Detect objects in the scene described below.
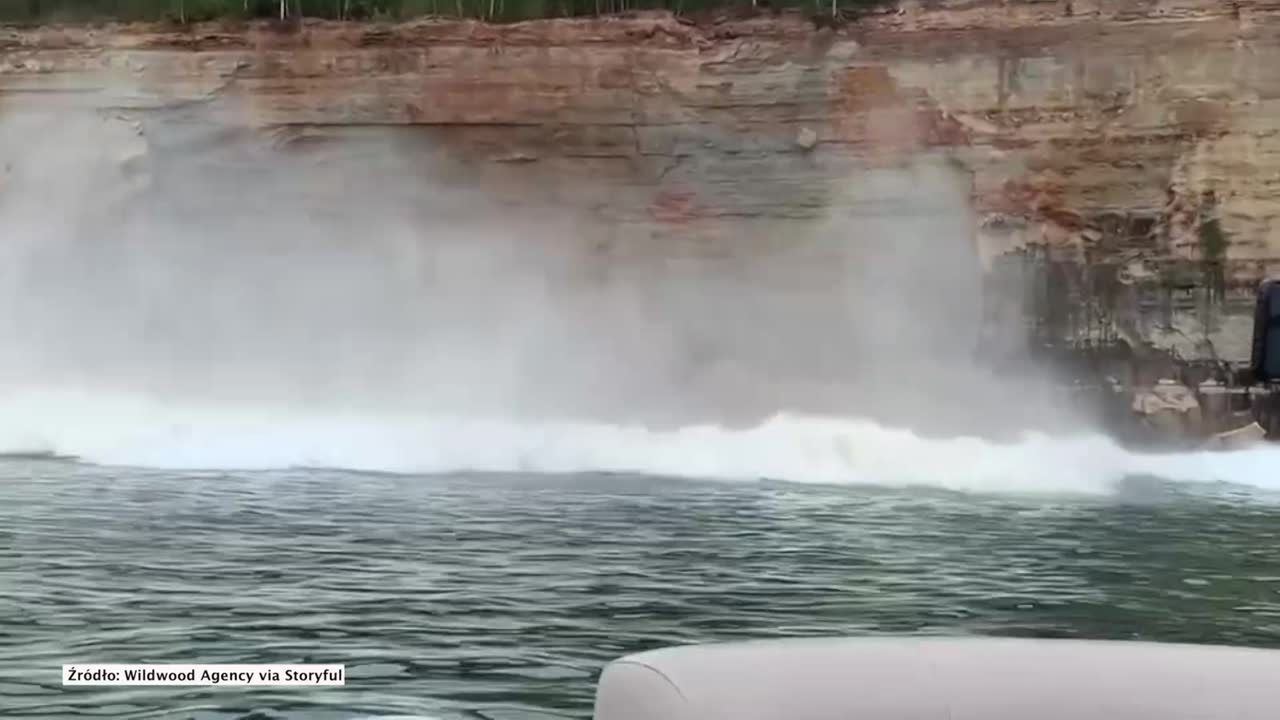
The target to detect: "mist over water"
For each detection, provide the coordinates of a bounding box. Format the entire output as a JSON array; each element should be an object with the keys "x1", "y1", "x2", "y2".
[{"x1": 2, "y1": 101, "x2": 1278, "y2": 492}]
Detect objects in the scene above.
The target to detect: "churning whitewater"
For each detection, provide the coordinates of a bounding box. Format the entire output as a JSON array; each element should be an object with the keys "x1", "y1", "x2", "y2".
[{"x1": 1, "y1": 387, "x2": 1276, "y2": 494}]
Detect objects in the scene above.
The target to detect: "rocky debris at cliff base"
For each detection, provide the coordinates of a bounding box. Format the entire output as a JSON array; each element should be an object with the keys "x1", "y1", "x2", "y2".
[
  {"x1": 1204, "y1": 421, "x2": 1268, "y2": 451},
  {"x1": 1131, "y1": 379, "x2": 1205, "y2": 442}
]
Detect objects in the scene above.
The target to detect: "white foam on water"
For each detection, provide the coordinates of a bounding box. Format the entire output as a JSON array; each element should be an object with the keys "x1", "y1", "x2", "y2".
[{"x1": 1, "y1": 387, "x2": 1277, "y2": 495}]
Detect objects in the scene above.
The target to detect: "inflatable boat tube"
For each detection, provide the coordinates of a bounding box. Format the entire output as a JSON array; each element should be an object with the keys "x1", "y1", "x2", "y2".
[{"x1": 593, "y1": 636, "x2": 1280, "y2": 720}]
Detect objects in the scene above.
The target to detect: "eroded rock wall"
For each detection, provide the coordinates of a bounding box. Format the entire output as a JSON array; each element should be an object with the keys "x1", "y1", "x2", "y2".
[{"x1": 3, "y1": 0, "x2": 1278, "y2": 364}]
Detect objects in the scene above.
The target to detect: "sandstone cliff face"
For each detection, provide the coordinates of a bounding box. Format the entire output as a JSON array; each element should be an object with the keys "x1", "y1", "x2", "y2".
[{"x1": 2, "y1": 1, "x2": 1278, "y2": 365}]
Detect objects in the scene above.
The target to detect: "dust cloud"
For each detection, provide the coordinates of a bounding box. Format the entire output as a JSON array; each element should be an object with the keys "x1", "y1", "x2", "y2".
[{"x1": 0, "y1": 95, "x2": 1086, "y2": 476}]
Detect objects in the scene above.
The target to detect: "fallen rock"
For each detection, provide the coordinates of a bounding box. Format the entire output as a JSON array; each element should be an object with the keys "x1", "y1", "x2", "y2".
[{"x1": 794, "y1": 127, "x2": 818, "y2": 151}]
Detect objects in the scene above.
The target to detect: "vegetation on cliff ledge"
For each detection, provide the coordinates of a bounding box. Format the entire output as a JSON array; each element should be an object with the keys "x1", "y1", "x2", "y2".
[{"x1": 2, "y1": 0, "x2": 889, "y2": 24}]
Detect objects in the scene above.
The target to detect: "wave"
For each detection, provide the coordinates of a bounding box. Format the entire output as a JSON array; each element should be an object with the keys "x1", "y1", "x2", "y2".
[{"x1": 0, "y1": 387, "x2": 1277, "y2": 494}]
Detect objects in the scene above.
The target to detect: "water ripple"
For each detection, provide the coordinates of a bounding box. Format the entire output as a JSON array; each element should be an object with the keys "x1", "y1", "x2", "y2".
[{"x1": 4, "y1": 461, "x2": 1280, "y2": 718}]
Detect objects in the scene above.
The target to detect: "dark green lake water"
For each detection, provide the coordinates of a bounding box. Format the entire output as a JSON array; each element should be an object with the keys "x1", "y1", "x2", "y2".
[{"x1": 4, "y1": 460, "x2": 1280, "y2": 719}]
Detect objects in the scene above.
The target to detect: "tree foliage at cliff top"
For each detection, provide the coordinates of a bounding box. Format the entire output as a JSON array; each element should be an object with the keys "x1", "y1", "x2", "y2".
[{"x1": 2, "y1": 0, "x2": 890, "y2": 23}]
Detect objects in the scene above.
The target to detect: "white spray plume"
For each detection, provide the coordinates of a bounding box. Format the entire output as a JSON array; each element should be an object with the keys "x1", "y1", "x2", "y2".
[{"x1": 1, "y1": 85, "x2": 1275, "y2": 492}]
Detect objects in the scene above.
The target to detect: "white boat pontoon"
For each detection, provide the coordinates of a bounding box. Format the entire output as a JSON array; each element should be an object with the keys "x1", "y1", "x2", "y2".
[{"x1": 593, "y1": 636, "x2": 1280, "y2": 720}]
